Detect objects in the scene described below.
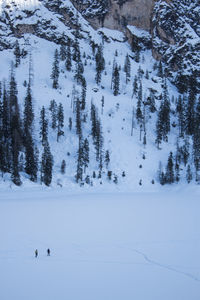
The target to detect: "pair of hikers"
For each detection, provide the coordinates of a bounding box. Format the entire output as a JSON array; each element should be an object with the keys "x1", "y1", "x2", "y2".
[{"x1": 35, "y1": 248, "x2": 50, "y2": 257}]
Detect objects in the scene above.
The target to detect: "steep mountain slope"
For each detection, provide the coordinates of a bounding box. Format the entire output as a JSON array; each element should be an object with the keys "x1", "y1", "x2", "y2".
[{"x1": 0, "y1": 0, "x2": 199, "y2": 189}]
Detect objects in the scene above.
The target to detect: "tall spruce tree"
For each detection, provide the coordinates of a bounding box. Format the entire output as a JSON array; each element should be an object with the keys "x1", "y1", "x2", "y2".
[
  {"x1": 185, "y1": 78, "x2": 196, "y2": 136},
  {"x1": 83, "y1": 138, "x2": 89, "y2": 173},
  {"x1": 81, "y1": 77, "x2": 87, "y2": 110},
  {"x1": 193, "y1": 97, "x2": 200, "y2": 174},
  {"x1": 60, "y1": 43, "x2": 67, "y2": 61},
  {"x1": 57, "y1": 103, "x2": 64, "y2": 142},
  {"x1": 14, "y1": 40, "x2": 20, "y2": 68},
  {"x1": 40, "y1": 106, "x2": 48, "y2": 146},
  {"x1": 41, "y1": 141, "x2": 53, "y2": 186},
  {"x1": 113, "y1": 64, "x2": 120, "y2": 96},
  {"x1": 124, "y1": 53, "x2": 131, "y2": 84},
  {"x1": 95, "y1": 44, "x2": 105, "y2": 85},
  {"x1": 23, "y1": 84, "x2": 37, "y2": 181},
  {"x1": 136, "y1": 81, "x2": 143, "y2": 123},
  {"x1": 75, "y1": 97, "x2": 82, "y2": 136},
  {"x1": 176, "y1": 95, "x2": 185, "y2": 137},
  {"x1": 49, "y1": 99, "x2": 57, "y2": 130},
  {"x1": 165, "y1": 152, "x2": 174, "y2": 184},
  {"x1": 51, "y1": 49, "x2": 60, "y2": 89},
  {"x1": 2, "y1": 83, "x2": 11, "y2": 173},
  {"x1": 66, "y1": 38, "x2": 72, "y2": 71},
  {"x1": 76, "y1": 136, "x2": 83, "y2": 183},
  {"x1": 9, "y1": 66, "x2": 22, "y2": 185}
]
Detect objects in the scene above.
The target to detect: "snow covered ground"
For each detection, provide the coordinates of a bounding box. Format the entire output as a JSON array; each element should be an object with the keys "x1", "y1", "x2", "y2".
[{"x1": 0, "y1": 188, "x2": 200, "y2": 300}]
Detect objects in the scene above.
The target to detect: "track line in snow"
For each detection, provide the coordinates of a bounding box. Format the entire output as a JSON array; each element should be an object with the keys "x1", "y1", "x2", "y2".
[{"x1": 129, "y1": 248, "x2": 200, "y2": 282}]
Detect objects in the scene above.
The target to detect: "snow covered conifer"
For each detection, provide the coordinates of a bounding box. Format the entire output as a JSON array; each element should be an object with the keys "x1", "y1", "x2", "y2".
[
  {"x1": 105, "y1": 150, "x2": 110, "y2": 168},
  {"x1": 165, "y1": 152, "x2": 174, "y2": 184},
  {"x1": 113, "y1": 64, "x2": 120, "y2": 96},
  {"x1": 14, "y1": 40, "x2": 20, "y2": 68},
  {"x1": 83, "y1": 138, "x2": 89, "y2": 173},
  {"x1": 51, "y1": 49, "x2": 60, "y2": 89},
  {"x1": 41, "y1": 141, "x2": 53, "y2": 186},
  {"x1": 61, "y1": 159, "x2": 66, "y2": 174},
  {"x1": 95, "y1": 44, "x2": 105, "y2": 85},
  {"x1": 66, "y1": 38, "x2": 72, "y2": 71},
  {"x1": 9, "y1": 65, "x2": 22, "y2": 185},
  {"x1": 57, "y1": 103, "x2": 64, "y2": 142},
  {"x1": 81, "y1": 76, "x2": 87, "y2": 110},
  {"x1": 185, "y1": 78, "x2": 196, "y2": 136},
  {"x1": 136, "y1": 81, "x2": 143, "y2": 123},
  {"x1": 49, "y1": 100, "x2": 57, "y2": 130},
  {"x1": 75, "y1": 98, "x2": 82, "y2": 136},
  {"x1": 60, "y1": 43, "x2": 67, "y2": 61},
  {"x1": 40, "y1": 106, "x2": 48, "y2": 146},
  {"x1": 124, "y1": 53, "x2": 131, "y2": 84},
  {"x1": 186, "y1": 164, "x2": 192, "y2": 183},
  {"x1": 23, "y1": 84, "x2": 37, "y2": 182}
]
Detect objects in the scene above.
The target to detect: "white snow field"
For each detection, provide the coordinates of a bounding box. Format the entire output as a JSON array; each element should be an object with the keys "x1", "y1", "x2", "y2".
[{"x1": 0, "y1": 188, "x2": 200, "y2": 300}]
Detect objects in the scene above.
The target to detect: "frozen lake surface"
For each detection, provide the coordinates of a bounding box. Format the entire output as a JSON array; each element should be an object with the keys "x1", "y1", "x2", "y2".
[{"x1": 0, "y1": 188, "x2": 200, "y2": 300}]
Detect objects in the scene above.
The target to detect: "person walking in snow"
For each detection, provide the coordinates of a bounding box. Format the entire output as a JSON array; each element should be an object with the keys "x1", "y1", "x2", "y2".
[
  {"x1": 47, "y1": 248, "x2": 50, "y2": 256},
  {"x1": 35, "y1": 249, "x2": 38, "y2": 258}
]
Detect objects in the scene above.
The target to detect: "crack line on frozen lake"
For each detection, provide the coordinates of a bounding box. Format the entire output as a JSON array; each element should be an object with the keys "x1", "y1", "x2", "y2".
[{"x1": 130, "y1": 248, "x2": 200, "y2": 282}]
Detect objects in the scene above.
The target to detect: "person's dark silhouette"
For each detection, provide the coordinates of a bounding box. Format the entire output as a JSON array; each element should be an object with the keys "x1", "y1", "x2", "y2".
[
  {"x1": 35, "y1": 249, "x2": 38, "y2": 258},
  {"x1": 47, "y1": 248, "x2": 50, "y2": 256}
]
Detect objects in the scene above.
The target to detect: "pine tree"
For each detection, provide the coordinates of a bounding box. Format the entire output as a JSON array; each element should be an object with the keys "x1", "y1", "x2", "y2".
[
  {"x1": 124, "y1": 54, "x2": 131, "y2": 84},
  {"x1": 9, "y1": 65, "x2": 22, "y2": 185},
  {"x1": 2, "y1": 83, "x2": 11, "y2": 172},
  {"x1": 95, "y1": 44, "x2": 105, "y2": 85},
  {"x1": 176, "y1": 95, "x2": 185, "y2": 137},
  {"x1": 186, "y1": 164, "x2": 192, "y2": 183},
  {"x1": 157, "y1": 61, "x2": 163, "y2": 78},
  {"x1": 185, "y1": 78, "x2": 196, "y2": 136},
  {"x1": 158, "y1": 161, "x2": 165, "y2": 185},
  {"x1": 95, "y1": 119, "x2": 103, "y2": 161},
  {"x1": 76, "y1": 136, "x2": 83, "y2": 183},
  {"x1": 66, "y1": 38, "x2": 72, "y2": 71},
  {"x1": 60, "y1": 44, "x2": 67, "y2": 61},
  {"x1": 193, "y1": 97, "x2": 200, "y2": 173},
  {"x1": 136, "y1": 81, "x2": 143, "y2": 123},
  {"x1": 49, "y1": 99, "x2": 57, "y2": 130},
  {"x1": 162, "y1": 79, "x2": 170, "y2": 140},
  {"x1": 83, "y1": 138, "x2": 89, "y2": 173},
  {"x1": 51, "y1": 49, "x2": 60, "y2": 89},
  {"x1": 23, "y1": 84, "x2": 37, "y2": 181},
  {"x1": 113, "y1": 64, "x2": 120, "y2": 96},
  {"x1": 41, "y1": 141, "x2": 53, "y2": 186},
  {"x1": 148, "y1": 90, "x2": 156, "y2": 113},
  {"x1": 0, "y1": 87, "x2": 4, "y2": 172},
  {"x1": 81, "y1": 77, "x2": 87, "y2": 110},
  {"x1": 40, "y1": 106, "x2": 48, "y2": 146},
  {"x1": 14, "y1": 40, "x2": 20, "y2": 68},
  {"x1": 69, "y1": 117, "x2": 72, "y2": 131},
  {"x1": 75, "y1": 98, "x2": 82, "y2": 136},
  {"x1": 132, "y1": 75, "x2": 138, "y2": 98},
  {"x1": 91, "y1": 102, "x2": 97, "y2": 140},
  {"x1": 61, "y1": 159, "x2": 66, "y2": 174},
  {"x1": 155, "y1": 79, "x2": 170, "y2": 146},
  {"x1": 57, "y1": 103, "x2": 64, "y2": 142},
  {"x1": 165, "y1": 152, "x2": 174, "y2": 184},
  {"x1": 105, "y1": 150, "x2": 110, "y2": 168},
  {"x1": 155, "y1": 109, "x2": 163, "y2": 149}
]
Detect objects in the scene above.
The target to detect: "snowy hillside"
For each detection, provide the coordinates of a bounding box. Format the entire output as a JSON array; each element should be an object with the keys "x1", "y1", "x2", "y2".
[{"x1": 0, "y1": 0, "x2": 199, "y2": 190}]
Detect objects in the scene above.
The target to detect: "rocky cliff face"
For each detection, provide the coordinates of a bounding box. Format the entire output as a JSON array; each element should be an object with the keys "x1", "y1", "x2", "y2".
[
  {"x1": 151, "y1": 0, "x2": 200, "y2": 92},
  {"x1": 71, "y1": 0, "x2": 199, "y2": 91},
  {"x1": 71, "y1": 0, "x2": 154, "y2": 31},
  {"x1": 0, "y1": 0, "x2": 199, "y2": 92}
]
